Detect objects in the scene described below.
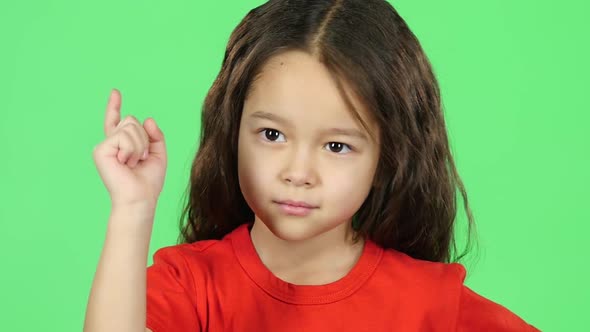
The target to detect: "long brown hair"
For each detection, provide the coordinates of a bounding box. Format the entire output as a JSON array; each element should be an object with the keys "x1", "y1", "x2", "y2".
[{"x1": 177, "y1": 0, "x2": 477, "y2": 264}]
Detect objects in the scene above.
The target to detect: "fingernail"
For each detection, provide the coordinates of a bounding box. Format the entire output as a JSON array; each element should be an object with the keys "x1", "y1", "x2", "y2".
[{"x1": 142, "y1": 149, "x2": 148, "y2": 159}]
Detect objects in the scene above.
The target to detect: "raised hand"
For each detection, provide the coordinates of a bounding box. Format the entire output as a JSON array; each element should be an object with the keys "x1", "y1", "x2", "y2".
[{"x1": 92, "y1": 89, "x2": 168, "y2": 209}]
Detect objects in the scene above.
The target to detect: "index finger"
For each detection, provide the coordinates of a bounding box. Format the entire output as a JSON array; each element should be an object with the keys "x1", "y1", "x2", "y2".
[{"x1": 104, "y1": 88, "x2": 122, "y2": 137}]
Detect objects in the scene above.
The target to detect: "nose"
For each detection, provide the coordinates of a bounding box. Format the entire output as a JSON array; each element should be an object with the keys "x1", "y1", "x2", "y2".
[{"x1": 280, "y1": 147, "x2": 318, "y2": 188}]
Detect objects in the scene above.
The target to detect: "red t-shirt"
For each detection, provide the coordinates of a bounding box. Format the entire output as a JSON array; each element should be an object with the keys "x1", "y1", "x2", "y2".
[{"x1": 146, "y1": 223, "x2": 539, "y2": 331}]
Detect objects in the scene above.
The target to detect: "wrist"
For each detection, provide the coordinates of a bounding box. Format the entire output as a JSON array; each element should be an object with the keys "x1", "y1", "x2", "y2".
[
  {"x1": 109, "y1": 202, "x2": 157, "y2": 230},
  {"x1": 107, "y1": 206, "x2": 156, "y2": 242},
  {"x1": 111, "y1": 200, "x2": 157, "y2": 215}
]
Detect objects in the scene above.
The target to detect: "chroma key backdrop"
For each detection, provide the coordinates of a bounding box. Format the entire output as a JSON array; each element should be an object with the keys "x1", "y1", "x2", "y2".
[{"x1": 1, "y1": 1, "x2": 588, "y2": 331}]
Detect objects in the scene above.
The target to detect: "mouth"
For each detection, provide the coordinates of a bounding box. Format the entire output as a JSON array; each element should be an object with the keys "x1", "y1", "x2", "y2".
[
  {"x1": 273, "y1": 200, "x2": 318, "y2": 216},
  {"x1": 275, "y1": 199, "x2": 318, "y2": 208}
]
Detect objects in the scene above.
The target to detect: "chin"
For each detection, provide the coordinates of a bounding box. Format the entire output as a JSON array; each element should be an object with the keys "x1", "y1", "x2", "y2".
[
  {"x1": 260, "y1": 214, "x2": 346, "y2": 243},
  {"x1": 266, "y1": 220, "x2": 314, "y2": 242}
]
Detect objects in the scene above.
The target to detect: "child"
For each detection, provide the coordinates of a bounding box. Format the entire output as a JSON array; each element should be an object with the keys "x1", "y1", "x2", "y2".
[{"x1": 85, "y1": 0, "x2": 540, "y2": 331}]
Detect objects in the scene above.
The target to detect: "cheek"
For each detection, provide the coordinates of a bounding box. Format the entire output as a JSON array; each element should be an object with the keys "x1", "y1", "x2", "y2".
[
  {"x1": 323, "y1": 161, "x2": 375, "y2": 214},
  {"x1": 238, "y1": 137, "x2": 272, "y2": 205}
]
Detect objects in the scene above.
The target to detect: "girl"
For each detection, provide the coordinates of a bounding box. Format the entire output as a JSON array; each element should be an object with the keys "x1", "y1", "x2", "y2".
[{"x1": 85, "y1": 0, "x2": 540, "y2": 331}]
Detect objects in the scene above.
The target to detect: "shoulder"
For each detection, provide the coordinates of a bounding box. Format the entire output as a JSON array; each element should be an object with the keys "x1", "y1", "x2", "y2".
[
  {"x1": 378, "y1": 249, "x2": 466, "y2": 320},
  {"x1": 379, "y1": 248, "x2": 467, "y2": 288},
  {"x1": 146, "y1": 237, "x2": 234, "y2": 332},
  {"x1": 378, "y1": 250, "x2": 539, "y2": 330},
  {"x1": 146, "y1": 234, "x2": 238, "y2": 310},
  {"x1": 457, "y1": 286, "x2": 540, "y2": 331},
  {"x1": 148, "y1": 224, "x2": 252, "y2": 294},
  {"x1": 150, "y1": 236, "x2": 235, "y2": 274}
]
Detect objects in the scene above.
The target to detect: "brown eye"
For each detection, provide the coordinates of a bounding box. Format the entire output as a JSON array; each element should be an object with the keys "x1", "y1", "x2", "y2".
[
  {"x1": 260, "y1": 128, "x2": 286, "y2": 142},
  {"x1": 265, "y1": 129, "x2": 279, "y2": 140},
  {"x1": 325, "y1": 142, "x2": 352, "y2": 154}
]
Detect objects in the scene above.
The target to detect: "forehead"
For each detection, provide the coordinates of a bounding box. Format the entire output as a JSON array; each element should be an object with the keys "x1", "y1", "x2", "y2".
[{"x1": 244, "y1": 50, "x2": 377, "y2": 136}]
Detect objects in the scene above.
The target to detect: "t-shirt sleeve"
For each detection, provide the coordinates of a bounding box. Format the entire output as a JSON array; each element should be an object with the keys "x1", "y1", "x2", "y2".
[
  {"x1": 456, "y1": 285, "x2": 540, "y2": 331},
  {"x1": 146, "y1": 245, "x2": 200, "y2": 332}
]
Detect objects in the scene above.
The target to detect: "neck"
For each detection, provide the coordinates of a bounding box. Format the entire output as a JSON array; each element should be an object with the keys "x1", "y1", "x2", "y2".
[{"x1": 249, "y1": 218, "x2": 365, "y2": 285}]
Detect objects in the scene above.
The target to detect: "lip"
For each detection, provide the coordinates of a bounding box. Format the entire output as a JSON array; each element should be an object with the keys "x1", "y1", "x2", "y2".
[
  {"x1": 275, "y1": 200, "x2": 318, "y2": 208},
  {"x1": 274, "y1": 200, "x2": 318, "y2": 216}
]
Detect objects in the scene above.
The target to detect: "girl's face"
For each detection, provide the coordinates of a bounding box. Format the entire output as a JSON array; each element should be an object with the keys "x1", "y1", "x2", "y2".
[{"x1": 237, "y1": 50, "x2": 380, "y2": 243}]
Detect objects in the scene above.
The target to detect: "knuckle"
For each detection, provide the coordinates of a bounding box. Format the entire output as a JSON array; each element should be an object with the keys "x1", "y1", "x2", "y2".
[
  {"x1": 121, "y1": 121, "x2": 135, "y2": 129},
  {"x1": 120, "y1": 129, "x2": 131, "y2": 139},
  {"x1": 119, "y1": 144, "x2": 132, "y2": 154},
  {"x1": 116, "y1": 116, "x2": 139, "y2": 130},
  {"x1": 119, "y1": 132, "x2": 136, "y2": 151},
  {"x1": 125, "y1": 115, "x2": 140, "y2": 124}
]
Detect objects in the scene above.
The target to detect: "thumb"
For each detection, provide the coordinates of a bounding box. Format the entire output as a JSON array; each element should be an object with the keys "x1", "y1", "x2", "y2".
[{"x1": 143, "y1": 117, "x2": 166, "y2": 156}]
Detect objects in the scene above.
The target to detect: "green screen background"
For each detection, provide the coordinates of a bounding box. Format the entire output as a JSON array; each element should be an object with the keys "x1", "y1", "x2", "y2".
[{"x1": 1, "y1": 0, "x2": 587, "y2": 330}]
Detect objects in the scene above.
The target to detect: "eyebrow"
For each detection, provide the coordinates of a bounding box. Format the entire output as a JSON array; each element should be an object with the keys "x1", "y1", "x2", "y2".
[
  {"x1": 250, "y1": 111, "x2": 289, "y2": 126},
  {"x1": 249, "y1": 111, "x2": 368, "y2": 141},
  {"x1": 322, "y1": 128, "x2": 368, "y2": 141}
]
